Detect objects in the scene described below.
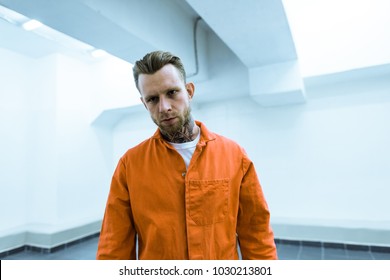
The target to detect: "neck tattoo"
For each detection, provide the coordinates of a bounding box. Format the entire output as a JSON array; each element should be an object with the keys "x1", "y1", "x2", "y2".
[{"x1": 161, "y1": 117, "x2": 197, "y2": 143}]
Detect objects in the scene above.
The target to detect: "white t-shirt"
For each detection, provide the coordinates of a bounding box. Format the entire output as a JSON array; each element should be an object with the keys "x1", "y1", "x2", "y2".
[{"x1": 169, "y1": 129, "x2": 201, "y2": 169}]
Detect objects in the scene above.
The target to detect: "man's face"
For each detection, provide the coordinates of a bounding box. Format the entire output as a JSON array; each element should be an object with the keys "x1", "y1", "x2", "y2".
[{"x1": 139, "y1": 64, "x2": 195, "y2": 136}]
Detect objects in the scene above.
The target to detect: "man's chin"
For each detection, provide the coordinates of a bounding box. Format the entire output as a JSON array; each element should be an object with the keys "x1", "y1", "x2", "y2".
[
  {"x1": 160, "y1": 127, "x2": 179, "y2": 136},
  {"x1": 158, "y1": 123, "x2": 182, "y2": 137}
]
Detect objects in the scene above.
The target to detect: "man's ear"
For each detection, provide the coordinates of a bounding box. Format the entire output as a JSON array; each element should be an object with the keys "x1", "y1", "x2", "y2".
[{"x1": 186, "y1": 82, "x2": 195, "y2": 100}]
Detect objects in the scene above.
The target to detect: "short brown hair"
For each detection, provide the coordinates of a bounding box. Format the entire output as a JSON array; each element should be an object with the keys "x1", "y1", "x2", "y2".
[{"x1": 133, "y1": 51, "x2": 186, "y2": 91}]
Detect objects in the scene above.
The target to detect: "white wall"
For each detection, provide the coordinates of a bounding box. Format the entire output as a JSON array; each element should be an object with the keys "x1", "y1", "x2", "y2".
[
  {"x1": 24, "y1": 54, "x2": 58, "y2": 226},
  {"x1": 0, "y1": 48, "x2": 115, "y2": 250},
  {"x1": 0, "y1": 48, "x2": 32, "y2": 231},
  {"x1": 54, "y1": 54, "x2": 112, "y2": 225}
]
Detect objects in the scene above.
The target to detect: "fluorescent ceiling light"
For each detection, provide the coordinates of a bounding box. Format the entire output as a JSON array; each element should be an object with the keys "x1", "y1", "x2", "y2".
[
  {"x1": 0, "y1": 5, "x2": 94, "y2": 54},
  {"x1": 22, "y1": 19, "x2": 43, "y2": 31},
  {"x1": 91, "y1": 49, "x2": 108, "y2": 58}
]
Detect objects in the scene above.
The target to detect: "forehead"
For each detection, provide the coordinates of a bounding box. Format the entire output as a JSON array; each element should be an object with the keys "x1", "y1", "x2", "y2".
[{"x1": 138, "y1": 64, "x2": 184, "y2": 96}]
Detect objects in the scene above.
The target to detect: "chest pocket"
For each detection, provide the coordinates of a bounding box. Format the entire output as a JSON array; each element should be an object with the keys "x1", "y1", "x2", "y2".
[{"x1": 188, "y1": 179, "x2": 229, "y2": 225}]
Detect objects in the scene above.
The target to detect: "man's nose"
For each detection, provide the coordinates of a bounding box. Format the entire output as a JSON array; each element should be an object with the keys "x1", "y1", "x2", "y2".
[{"x1": 159, "y1": 96, "x2": 171, "y2": 112}]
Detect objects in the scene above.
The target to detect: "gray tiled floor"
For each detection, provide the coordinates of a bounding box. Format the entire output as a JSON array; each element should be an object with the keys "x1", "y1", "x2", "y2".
[
  {"x1": 1, "y1": 236, "x2": 390, "y2": 260},
  {"x1": 276, "y1": 241, "x2": 390, "y2": 260}
]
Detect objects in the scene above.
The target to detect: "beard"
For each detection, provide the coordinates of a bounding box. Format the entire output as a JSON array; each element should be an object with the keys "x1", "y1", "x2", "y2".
[{"x1": 153, "y1": 105, "x2": 194, "y2": 143}]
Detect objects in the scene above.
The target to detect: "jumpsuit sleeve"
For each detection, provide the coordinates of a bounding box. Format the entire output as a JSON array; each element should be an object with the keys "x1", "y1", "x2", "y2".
[
  {"x1": 96, "y1": 158, "x2": 137, "y2": 259},
  {"x1": 236, "y1": 152, "x2": 278, "y2": 260}
]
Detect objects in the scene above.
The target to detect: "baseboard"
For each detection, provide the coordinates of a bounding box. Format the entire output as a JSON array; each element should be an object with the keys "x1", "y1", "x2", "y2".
[
  {"x1": 272, "y1": 221, "x2": 390, "y2": 247},
  {"x1": 0, "y1": 220, "x2": 102, "y2": 254}
]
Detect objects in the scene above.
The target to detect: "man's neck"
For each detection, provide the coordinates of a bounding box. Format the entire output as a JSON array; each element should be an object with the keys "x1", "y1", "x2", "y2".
[{"x1": 161, "y1": 118, "x2": 199, "y2": 144}]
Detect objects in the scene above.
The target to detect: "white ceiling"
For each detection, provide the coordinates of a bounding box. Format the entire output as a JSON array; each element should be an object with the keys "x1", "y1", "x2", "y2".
[
  {"x1": 0, "y1": 0, "x2": 297, "y2": 66},
  {"x1": 0, "y1": 0, "x2": 388, "y2": 113},
  {"x1": 1, "y1": 0, "x2": 389, "y2": 74}
]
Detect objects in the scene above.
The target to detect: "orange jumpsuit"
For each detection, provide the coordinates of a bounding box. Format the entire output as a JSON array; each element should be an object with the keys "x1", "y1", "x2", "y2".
[{"x1": 97, "y1": 121, "x2": 277, "y2": 259}]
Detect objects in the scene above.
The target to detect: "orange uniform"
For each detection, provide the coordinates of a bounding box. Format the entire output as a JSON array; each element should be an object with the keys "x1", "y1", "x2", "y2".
[{"x1": 97, "y1": 121, "x2": 277, "y2": 259}]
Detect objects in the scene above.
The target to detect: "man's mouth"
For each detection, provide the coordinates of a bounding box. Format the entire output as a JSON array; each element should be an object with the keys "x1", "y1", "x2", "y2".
[{"x1": 161, "y1": 117, "x2": 177, "y2": 124}]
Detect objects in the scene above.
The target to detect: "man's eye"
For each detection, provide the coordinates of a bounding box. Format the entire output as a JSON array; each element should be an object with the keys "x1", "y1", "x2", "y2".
[
  {"x1": 147, "y1": 97, "x2": 157, "y2": 103},
  {"x1": 168, "y1": 90, "x2": 177, "y2": 96}
]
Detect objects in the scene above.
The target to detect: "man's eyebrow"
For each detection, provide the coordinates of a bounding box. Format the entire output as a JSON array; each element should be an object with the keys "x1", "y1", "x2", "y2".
[
  {"x1": 143, "y1": 92, "x2": 158, "y2": 99},
  {"x1": 166, "y1": 86, "x2": 181, "y2": 91}
]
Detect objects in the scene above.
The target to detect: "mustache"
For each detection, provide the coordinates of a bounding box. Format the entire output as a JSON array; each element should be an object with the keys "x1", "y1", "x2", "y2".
[{"x1": 159, "y1": 114, "x2": 177, "y2": 120}]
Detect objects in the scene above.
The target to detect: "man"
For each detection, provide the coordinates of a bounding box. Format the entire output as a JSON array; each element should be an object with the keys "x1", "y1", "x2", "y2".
[{"x1": 96, "y1": 51, "x2": 277, "y2": 260}]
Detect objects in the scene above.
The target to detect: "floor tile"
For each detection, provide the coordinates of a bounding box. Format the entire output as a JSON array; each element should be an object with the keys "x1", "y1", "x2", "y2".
[
  {"x1": 346, "y1": 250, "x2": 374, "y2": 260},
  {"x1": 371, "y1": 252, "x2": 390, "y2": 260},
  {"x1": 323, "y1": 247, "x2": 348, "y2": 260},
  {"x1": 298, "y1": 246, "x2": 323, "y2": 260}
]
